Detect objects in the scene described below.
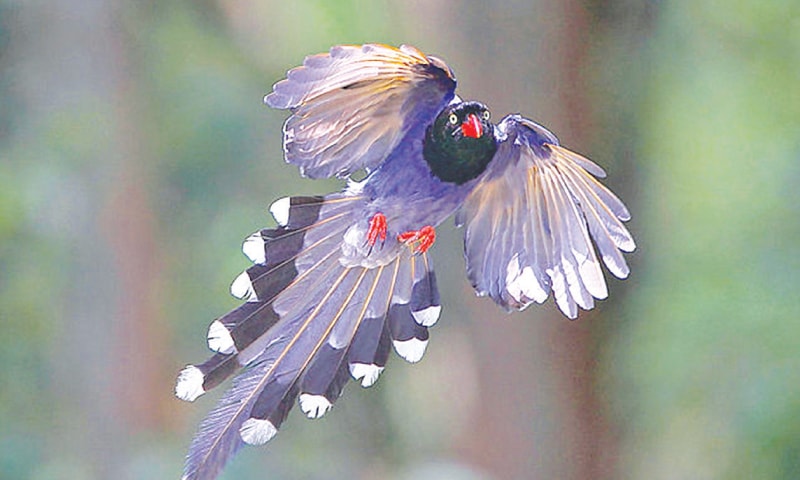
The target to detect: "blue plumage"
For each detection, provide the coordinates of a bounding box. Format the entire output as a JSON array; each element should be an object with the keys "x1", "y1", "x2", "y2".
[{"x1": 176, "y1": 44, "x2": 634, "y2": 480}]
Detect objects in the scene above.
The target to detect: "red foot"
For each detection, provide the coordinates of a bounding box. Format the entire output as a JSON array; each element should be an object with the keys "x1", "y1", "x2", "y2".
[
  {"x1": 397, "y1": 225, "x2": 436, "y2": 254},
  {"x1": 366, "y1": 212, "x2": 387, "y2": 247}
]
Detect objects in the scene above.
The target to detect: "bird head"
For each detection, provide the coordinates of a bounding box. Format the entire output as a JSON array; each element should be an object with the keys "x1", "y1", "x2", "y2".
[{"x1": 423, "y1": 101, "x2": 498, "y2": 184}]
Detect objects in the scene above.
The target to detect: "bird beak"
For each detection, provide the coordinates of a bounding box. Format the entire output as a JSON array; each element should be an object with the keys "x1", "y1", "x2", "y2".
[{"x1": 461, "y1": 113, "x2": 483, "y2": 139}]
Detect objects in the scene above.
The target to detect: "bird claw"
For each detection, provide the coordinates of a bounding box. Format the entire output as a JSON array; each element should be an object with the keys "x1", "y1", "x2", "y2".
[
  {"x1": 365, "y1": 212, "x2": 387, "y2": 250},
  {"x1": 397, "y1": 225, "x2": 436, "y2": 254}
]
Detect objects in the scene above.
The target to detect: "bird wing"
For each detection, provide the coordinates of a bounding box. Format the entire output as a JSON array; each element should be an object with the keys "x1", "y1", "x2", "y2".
[
  {"x1": 264, "y1": 44, "x2": 456, "y2": 179},
  {"x1": 455, "y1": 115, "x2": 635, "y2": 318}
]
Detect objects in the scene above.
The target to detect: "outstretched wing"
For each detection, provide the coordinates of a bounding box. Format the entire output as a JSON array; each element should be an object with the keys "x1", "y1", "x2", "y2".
[
  {"x1": 264, "y1": 44, "x2": 456, "y2": 179},
  {"x1": 456, "y1": 115, "x2": 635, "y2": 319}
]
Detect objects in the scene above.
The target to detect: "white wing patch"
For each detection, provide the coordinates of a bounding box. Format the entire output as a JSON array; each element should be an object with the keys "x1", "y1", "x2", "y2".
[{"x1": 505, "y1": 254, "x2": 547, "y2": 305}]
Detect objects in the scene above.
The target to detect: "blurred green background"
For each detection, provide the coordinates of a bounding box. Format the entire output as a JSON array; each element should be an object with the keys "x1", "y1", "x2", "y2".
[{"x1": 1, "y1": 1, "x2": 799, "y2": 479}]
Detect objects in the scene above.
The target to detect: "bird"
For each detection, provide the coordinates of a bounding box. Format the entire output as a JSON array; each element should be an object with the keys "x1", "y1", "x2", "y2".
[{"x1": 175, "y1": 43, "x2": 635, "y2": 480}]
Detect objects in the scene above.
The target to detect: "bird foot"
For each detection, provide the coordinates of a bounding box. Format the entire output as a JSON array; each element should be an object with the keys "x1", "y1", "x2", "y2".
[
  {"x1": 365, "y1": 212, "x2": 387, "y2": 248},
  {"x1": 397, "y1": 225, "x2": 436, "y2": 254}
]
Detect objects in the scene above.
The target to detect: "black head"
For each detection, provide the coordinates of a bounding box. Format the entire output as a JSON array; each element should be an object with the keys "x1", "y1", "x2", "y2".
[{"x1": 423, "y1": 101, "x2": 498, "y2": 185}]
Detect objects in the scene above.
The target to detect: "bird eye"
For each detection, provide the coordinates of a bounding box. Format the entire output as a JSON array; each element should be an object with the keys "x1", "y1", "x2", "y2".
[
  {"x1": 482, "y1": 110, "x2": 491, "y2": 121},
  {"x1": 448, "y1": 114, "x2": 458, "y2": 125}
]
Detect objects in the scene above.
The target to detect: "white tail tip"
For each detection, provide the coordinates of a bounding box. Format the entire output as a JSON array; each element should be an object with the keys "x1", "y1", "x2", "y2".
[{"x1": 175, "y1": 365, "x2": 205, "y2": 402}]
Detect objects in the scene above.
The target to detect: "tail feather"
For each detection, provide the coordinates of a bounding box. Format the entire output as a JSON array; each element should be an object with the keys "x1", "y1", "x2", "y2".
[
  {"x1": 176, "y1": 258, "x2": 342, "y2": 405},
  {"x1": 325, "y1": 361, "x2": 352, "y2": 404},
  {"x1": 233, "y1": 220, "x2": 348, "y2": 304},
  {"x1": 196, "y1": 354, "x2": 237, "y2": 393},
  {"x1": 246, "y1": 267, "x2": 368, "y2": 427},
  {"x1": 181, "y1": 248, "x2": 344, "y2": 405},
  {"x1": 348, "y1": 316, "x2": 392, "y2": 388},
  {"x1": 178, "y1": 302, "x2": 278, "y2": 403},
  {"x1": 207, "y1": 302, "x2": 279, "y2": 355},
  {"x1": 297, "y1": 344, "x2": 342, "y2": 419},
  {"x1": 176, "y1": 354, "x2": 237, "y2": 403},
  {"x1": 179, "y1": 195, "x2": 445, "y2": 480},
  {"x1": 297, "y1": 263, "x2": 394, "y2": 417},
  {"x1": 182, "y1": 358, "x2": 271, "y2": 480},
  {"x1": 183, "y1": 260, "x2": 353, "y2": 480},
  {"x1": 269, "y1": 195, "x2": 362, "y2": 230},
  {"x1": 297, "y1": 361, "x2": 353, "y2": 420},
  {"x1": 388, "y1": 253, "x2": 437, "y2": 363},
  {"x1": 222, "y1": 252, "x2": 341, "y2": 356},
  {"x1": 207, "y1": 194, "x2": 356, "y2": 358},
  {"x1": 388, "y1": 303, "x2": 430, "y2": 363},
  {"x1": 344, "y1": 256, "x2": 400, "y2": 388},
  {"x1": 409, "y1": 254, "x2": 441, "y2": 327},
  {"x1": 297, "y1": 344, "x2": 354, "y2": 419}
]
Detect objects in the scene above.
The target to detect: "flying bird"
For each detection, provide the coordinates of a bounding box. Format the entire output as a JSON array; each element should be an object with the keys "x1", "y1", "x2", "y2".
[{"x1": 176, "y1": 44, "x2": 635, "y2": 480}]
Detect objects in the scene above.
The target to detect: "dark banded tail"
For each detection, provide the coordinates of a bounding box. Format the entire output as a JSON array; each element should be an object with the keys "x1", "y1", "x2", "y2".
[{"x1": 177, "y1": 195, "x2": 442, "y2": 480}]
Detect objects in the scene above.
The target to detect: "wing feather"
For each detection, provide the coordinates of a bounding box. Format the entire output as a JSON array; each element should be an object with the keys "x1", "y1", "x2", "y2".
[
  {"x1": 265, "y1": 44, "x2": 456, "y2": 178},
  {"x1": 458, "y1": 115, "x2": 635, "y2": 318}
]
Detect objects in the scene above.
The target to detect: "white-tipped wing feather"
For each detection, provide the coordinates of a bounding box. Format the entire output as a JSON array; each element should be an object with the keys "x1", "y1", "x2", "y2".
[{"x1": 457, "y1": 115, "x2": 635, "y2": 318}]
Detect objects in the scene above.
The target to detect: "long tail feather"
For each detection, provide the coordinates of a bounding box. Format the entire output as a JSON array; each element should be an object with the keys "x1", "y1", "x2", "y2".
[
  {"x1": 179, "y1": 196, "x2": 443, "y2": 480},
  {"x1": 183, "y1": 260, "x2": 351, "y2": 480},
  {"x1": 348, "y1": 317, "x2": 392, "y2": 388},
  {"x1": 297, "y1": 261, "x2": 394, "y2": 418},
  {"x1": 409, "y1": 253, "x2": 441, "y2": 327},
  {"x1": 346, "y1": 257, "x2": 399, "y2": 387}
]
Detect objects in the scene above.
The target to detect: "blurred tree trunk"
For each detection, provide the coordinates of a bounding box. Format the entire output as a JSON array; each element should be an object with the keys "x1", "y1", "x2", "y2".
[
  {"x1": 31, "y1": 1, "x2": 169, "y2": 477},
  {"x1": 101, "y1": 9, "x2": 171, "y2": 435}
]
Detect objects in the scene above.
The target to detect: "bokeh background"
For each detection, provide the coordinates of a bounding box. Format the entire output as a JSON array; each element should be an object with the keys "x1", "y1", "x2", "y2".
[{"x1": 1, "y1": 1, "x2": 799, "y2": 479}]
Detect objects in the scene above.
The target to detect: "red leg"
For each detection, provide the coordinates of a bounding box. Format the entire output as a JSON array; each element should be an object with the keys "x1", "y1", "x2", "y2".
[
  {"x1": 397, "y1": 225, "x2": 436, "y2": 254},
  {"x1": 366, "y1": 212, "x2": 387, "y2": 247}
]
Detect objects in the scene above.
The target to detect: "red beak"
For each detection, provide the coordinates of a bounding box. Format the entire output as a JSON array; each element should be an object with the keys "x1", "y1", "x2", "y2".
[{"x1": 461, "y1": 113, "x2": 483, "y2": 139}]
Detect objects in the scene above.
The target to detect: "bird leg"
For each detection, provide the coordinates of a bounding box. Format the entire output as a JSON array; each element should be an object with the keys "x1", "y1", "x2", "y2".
[
  {"x1": 397, "y1": 225, "x2": 436, "y2": 254},
  {"x1": 365, "y1": 212, "x2": 387, "y2": 248}
]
